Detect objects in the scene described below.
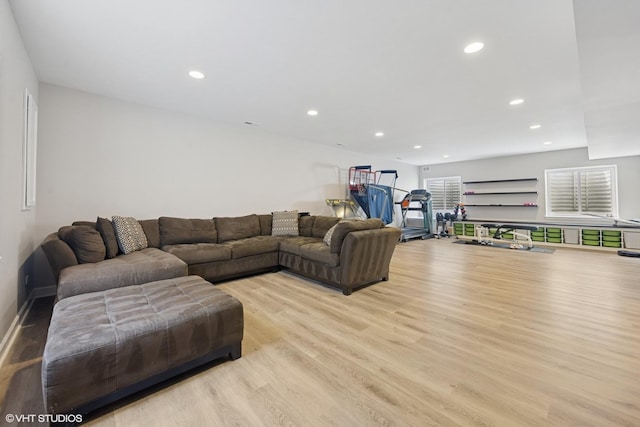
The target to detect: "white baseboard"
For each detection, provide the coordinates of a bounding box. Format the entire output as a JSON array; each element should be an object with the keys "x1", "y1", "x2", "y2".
[{"x1": 0, "y1": 291, "x2": 36, "y2": 368}]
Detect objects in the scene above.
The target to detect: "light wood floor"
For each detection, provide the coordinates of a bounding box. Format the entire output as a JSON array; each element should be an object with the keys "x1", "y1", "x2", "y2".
[{"x1": 2, "y1": 239, "x2": 640, "y2": 426}]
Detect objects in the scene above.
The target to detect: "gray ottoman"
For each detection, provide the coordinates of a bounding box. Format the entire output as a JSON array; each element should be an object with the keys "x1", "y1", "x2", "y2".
[{"x1": 42, "y1": 275, "x2": 243, "y2": 416}]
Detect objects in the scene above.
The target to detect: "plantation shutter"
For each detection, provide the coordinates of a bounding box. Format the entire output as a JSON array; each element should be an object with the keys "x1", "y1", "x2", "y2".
[
  {"x1": 545, "y1": 166, "x2": 617, "y2": 217},
  {"x1": 426, "y1": 177, "x2": 461, "y2": 211}
]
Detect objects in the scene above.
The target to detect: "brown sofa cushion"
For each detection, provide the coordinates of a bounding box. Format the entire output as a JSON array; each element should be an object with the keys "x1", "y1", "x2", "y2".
[
  {"x1": 223, "y1": 236, "x2": 280, "y2": 259},
  {"x1": 258, "y1": 214, "x2": 272, "y2": 236},
  {"x1": 215, "y1": 215, "x2": 261, "y2": 243},
  {"x1": 139, "y1": 219, "x2": 160, "y2": 248},
  {"x1": 162, "y1": 243, "x2": 231, "y2": 265},
  {"x1": 328, "y1": 219, "x2": 384, "y2": 253},
  {"x1": 299, "y1": 242, "x2": 340, "y2": 267},
  {"x1": 96, "y1": 217, "x2": 119, "y2": 259},
  {"x1": 312, "y1": 216, "x2": 340, "y2": 238},
  {"x1": 58, "y1": 226, "x2": 106, "y2": 264},
  {"x1": 299, "y1": 216, "x2": 315, "y2": 237},
  {"x1": 159, "y1": 217, "x2": 217, "y2": 246}
]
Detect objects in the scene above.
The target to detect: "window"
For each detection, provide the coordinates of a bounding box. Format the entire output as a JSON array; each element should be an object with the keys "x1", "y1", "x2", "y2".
[
  {"x1": 425, "y1": 176, "x2": 462, "y2": 211},
  {"x1": 545, "y1": 165, "x2": 618, "y2": 218}
]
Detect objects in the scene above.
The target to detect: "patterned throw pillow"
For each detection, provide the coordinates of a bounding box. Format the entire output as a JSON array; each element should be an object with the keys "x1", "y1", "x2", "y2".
[
  {"x1": 112, "y1": 216, "x2": 148, "y2": 254},
  {"x1": 271, "y1": 210, "x2": 299, "y2": 236},
  {"x1": 323, "y1": 222, "x2": 340, "y2": 246}
]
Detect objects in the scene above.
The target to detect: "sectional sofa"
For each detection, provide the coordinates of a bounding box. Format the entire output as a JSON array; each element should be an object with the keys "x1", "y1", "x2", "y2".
[{"x1": 41, "y1": 212, "x2": 401, "y2": 297}]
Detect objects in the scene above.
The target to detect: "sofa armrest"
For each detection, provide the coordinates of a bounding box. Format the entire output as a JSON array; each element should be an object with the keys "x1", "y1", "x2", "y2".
[
  {"x1": 41, "y1": 233, "x2": 78, "y2": 281},
  {"x1": 339, "y1": 227, "x2": 401, "y2": 295}
]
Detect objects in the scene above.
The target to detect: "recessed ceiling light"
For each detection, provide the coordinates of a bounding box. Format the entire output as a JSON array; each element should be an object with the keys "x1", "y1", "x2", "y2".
[
  {"x1": 414, "y1": 145, "x2": 422, "y2": 149},
  {"x1": 543, "y1": 141, "x2": 552, "y2": 145},
  {"x1": 375, "y1": 132, "x2": 384, "y2": 137},
  {"x1": 509, "y1": 98, "x2": 524, "y2": 106},
  {"x1": 443, "y1": 154, "x2": 450, "y2": 158},
  {"x1": 188, "y1": 70, "x2": 205, "y2": 79},
  {"x1": 307, "y1": 110, "x2": 318, "y2": 116},
  {"x1": 464, "y1": 42, "x2": 484, "y2": 54},
  {"x1": 529, "y1": 124, "x2": 541, "y2": 129}
]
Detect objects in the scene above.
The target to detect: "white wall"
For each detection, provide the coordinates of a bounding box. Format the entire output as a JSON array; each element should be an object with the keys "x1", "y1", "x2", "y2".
[
  {"x1": 421, "y1": 148, "x2": 640, "y2": 224},
  {"x1": 35, "y1": 83, "x2": 419, "y2": 241},
  {"x1": 0, "y1": 0, "x2": 39, "y2": 346}
]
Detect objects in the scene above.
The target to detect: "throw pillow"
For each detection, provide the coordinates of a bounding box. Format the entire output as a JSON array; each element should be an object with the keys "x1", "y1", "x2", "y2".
[
  {"x1": 112, "y1": 216, "x2": 148, "y2": 254},
  {"x1": 271, "y1": 210, "x2": 299, "y2": 236},
  {"x1": 96, "y1": 217, "x2": 119, "y2": 259},
  {"x1": 58, "y1": 225, "x2": 107, "y2": 264},
  {"x1": 323, "y1": 222, "x2": 341, "y2": 246}
]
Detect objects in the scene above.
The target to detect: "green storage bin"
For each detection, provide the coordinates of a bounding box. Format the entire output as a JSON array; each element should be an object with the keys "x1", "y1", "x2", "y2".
[
  {"x1": 602, "y1": 230, "x2": 621, "y2": 237},
  {"x1": 546, "y1": 227, "x2": 561, "y2": 233},
  {"x1": 582, "y1": 229, "x2": 600, "y2": 236},
  {"x1": 454, "y1": 223, "x2": 464, "y2": 235},
  {"x1": 531, "y1": 230, "x2": 545, "y2": 238},
  {"x1": 464, "y1": 224, "x2": 476, "y2": 236},
  {"x1": 582, "y1": 239, "x2": 601, "y2": 246},
  {"x1": 603, "y1": 240, "x2": 621, "y2": 248},
  {"x1": 602, "y1": 235, "x2": 621, "y2": 242},
  {"x1": 531, "y1": 236, "x2": 545, "y2": 242},
  {"x1": 546, "y1": 237, "x2": 562, "y2": 243}
]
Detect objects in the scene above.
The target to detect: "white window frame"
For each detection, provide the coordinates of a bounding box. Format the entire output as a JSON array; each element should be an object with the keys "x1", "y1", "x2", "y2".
[
  {"x1": 544, "y1": 165, "x2": 619, "y2": 218},
  {"x1": 425, "y1": 176, "x2": 462, "y2": 212}
]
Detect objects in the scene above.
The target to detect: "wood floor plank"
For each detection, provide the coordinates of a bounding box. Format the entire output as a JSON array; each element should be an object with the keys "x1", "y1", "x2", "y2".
[{"x1": 2, "y1": 239, "x2": 640, "y2": 426}]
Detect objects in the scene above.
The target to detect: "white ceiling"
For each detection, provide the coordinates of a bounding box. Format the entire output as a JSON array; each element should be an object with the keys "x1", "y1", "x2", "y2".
[{"x1": 9, "y1": 0, "x2": 639, "y2": 165}]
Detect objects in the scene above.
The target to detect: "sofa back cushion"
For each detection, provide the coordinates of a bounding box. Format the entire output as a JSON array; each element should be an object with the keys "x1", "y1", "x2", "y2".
[
  {"x1": 312, "y1": 216, "x2": 340, "y2": 238},
  {"x1": 96, "y1": 217, "x2": 119, "y2": 259},
  {"x1": 299, "y1": 216, "x2": 315, "y2": 237},
  {"x1": 58, "y1": 225, "x2": 106, "y2": 263},
  {"x1": 139, "y1": 219, "x2": 160, "y2": 248},
  {"x1": 159, "y1": 217, "x2": 217, "y2": 246},
  {"x1": 327, "y1": 219, "x2": 384, "y2": 253},
  {"x1": 214, "y1": 214, "x2": 261, "y2": 243},
  {"x1": 258, "y1": 214, "x2": 272, "y2": 236}
]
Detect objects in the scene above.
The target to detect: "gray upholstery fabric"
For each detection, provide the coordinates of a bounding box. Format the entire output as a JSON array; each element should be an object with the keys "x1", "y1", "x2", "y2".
[
  {"x1": 223, "y1": 236, "x2": 279, "y2": 259},
  {"x1": 280, "y1": 227, "x2": 401, "y2": 295},
  {"x1": 159, "y1": 217, "x2": 217, "y2": 246},
  {"x1": 71, "y1": 221, "x2": 96, "y2": 228},
  {"x1": 96, "y1": 217, "x2": 119, "y2": 259},
  {"x1": 279, "y1": 236, "x2": 322, "y2": 255},
  {"x1": 41, "y1": 234, "x2": 78, "y2": 280},
  {"x1": 258, "y1": 214, "x2": 272, "y2": 236},
  {"x1": 215, "y1": 215, "x2": 261, "y2": 243},
  {"x1": 42, "y1": 276, "x2": 243, "y2": 415},
  {"x1": 57, "y1": 248, "x2": 187, "y2": 300},
  {"x1": 189, "y1": 252, "x2": 278, "y2": 282},
  {"x1": 299, "y1": 242, "x2": 340, "y2": 266},
  {"x1": 163, "y1": 243, "x2": 231, "y2": 264},
  {"x1": 328, "y1": 219, "x2": 383, "y2": 254},
  {"x1": 58, "y1": 226, "x2": 106, "y2": 264},
  {"x1": 139, "y1": 219, "x2": 160, "y2": 248},
  {"x1": 298, "y1": 216, "x2": 315, "y2": 237},
  {"x1": 312, "y1": 216, "x2": 340, "y2": 238}
]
